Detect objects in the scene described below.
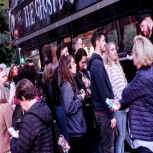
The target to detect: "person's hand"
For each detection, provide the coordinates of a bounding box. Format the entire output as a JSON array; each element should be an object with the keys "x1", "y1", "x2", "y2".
[
  {"x1": 111, "y1": 99, "x2": 121, "y2": 111},
  {"x1": 87, "y1": 88, "x2": 91, "y2": 95},
  {"x1": 110, "y1": 117, "x2": 116, "y2": 129},
  {"x1": 80, "y1": 89, "x2": 86, "y2": 100},
  {"x1": 84, "y1": 81, "x2": 89, "y2": 88}
]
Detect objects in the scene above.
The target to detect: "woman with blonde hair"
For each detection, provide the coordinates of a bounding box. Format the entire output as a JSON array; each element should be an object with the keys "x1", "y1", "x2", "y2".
[
  {"x1": 0, "y1": 82, "x2": 13, "y2": 153},
  {"x1": 104, "y1": 42, "x2": 127, "y2": 153},
  {"x1": 113, "y1": 35, "x2": 153, "y2": 153}
]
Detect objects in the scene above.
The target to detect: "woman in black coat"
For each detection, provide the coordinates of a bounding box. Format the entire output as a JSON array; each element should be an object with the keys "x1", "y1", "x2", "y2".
[{"x1": 74, "y1": 48, "x2": 97, "y2": 153}]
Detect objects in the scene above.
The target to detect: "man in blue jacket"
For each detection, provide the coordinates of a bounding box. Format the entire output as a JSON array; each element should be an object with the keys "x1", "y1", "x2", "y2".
[{"x1": 87, "y1": 28, "x2": 116, "y2": 153}]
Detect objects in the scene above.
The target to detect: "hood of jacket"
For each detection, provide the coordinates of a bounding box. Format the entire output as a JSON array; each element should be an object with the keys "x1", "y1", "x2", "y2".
[
  {"x1": 87, "y1": 53, "x2": 103, "y2": 71},
  {"x1": 27, "y1": 99, "x2": 52, "y2": 126}
]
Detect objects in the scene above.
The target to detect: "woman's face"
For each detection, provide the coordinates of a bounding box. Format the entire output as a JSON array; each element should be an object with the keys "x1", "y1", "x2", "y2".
[
  {"x1": 79, "y1": 56, "x2": 87, "y2": 71},
  {"x1": 132, "y1": 45, "x2": 142, "y2": 69},
  {"x1": 70, "y1": 57, "x2": 76, "y2": 74},
  {"x1": 61, "y1": 47, "x2": 69, "y2": 56},
  {"x1": 108, "y1": 44, "x2": 118, "y2": 62},
  {"x1": 13, "y1": 66, "x2": 18, "y2": 76}
]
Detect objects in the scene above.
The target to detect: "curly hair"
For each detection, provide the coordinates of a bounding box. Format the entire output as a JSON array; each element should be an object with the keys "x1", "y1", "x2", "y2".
[
  {"x1": 42, "y1": 63, "x2": 54, "y2": 83},
  {"x1": 58, "y1": 55, "x2": 77, "y2": 91},
  {"x1": 75, "y1": 48, "x2": 87, "y2": 72},
  {"x1": 16, "y1": 79, "x2": 36, "y2": 101},
  {"x1": 18, "y1": 64, "x2": 37, "y2": 85}
]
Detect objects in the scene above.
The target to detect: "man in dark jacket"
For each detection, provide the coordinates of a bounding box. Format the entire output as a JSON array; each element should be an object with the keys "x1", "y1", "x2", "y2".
[
  {"x1": 135, "y1": 10, "x2": 153, "y2": 43},
  {"x1": 10, "y1": 79, "x2": 54, "y2": 153},
  {"x1": 87, "y1": 28, "x2": 116, "y2": 153}
]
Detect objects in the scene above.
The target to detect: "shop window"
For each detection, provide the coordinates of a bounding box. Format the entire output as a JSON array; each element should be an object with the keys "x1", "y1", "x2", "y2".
[
  {"x1": 118, "y1": 16, "x2": 137, "y2": 54},
  {"x1": 104, "y1": 21, "x2": 118, "y2": 45},
  {"x1": 42, "y1": 42, "x2": 58, "y2": 68},
  {"x1": 24, "y1": 49, "x2": 41, "y2": 70},
  {"x1": 76, "y1": 15, "x2": 136, "y2": 58},
  {"x1": 78, "y1": 31, "x2": 94, "y2": 57}
]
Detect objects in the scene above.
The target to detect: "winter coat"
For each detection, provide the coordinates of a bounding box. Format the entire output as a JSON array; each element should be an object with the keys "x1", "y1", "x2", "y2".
[
  {"x1": 10, "y1": 99, "x2": 54, "y2": 153},
  {"x1": 121, "y1": 66, "x2": 153, "y2": 141}
]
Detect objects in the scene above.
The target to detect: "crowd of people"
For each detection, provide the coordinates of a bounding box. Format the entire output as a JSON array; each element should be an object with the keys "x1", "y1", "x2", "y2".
[{"x1": 0, "y1": 10, "x2": 153, "y2": 153}]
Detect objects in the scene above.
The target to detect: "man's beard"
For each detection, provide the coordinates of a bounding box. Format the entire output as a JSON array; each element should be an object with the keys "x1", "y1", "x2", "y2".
[{"x1": 145, "y1": 25, "x2": 151, "y2": 37}]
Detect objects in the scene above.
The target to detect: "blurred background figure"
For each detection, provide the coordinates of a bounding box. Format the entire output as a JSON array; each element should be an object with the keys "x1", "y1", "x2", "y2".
[
  {"x1": 0, "y1": 67, "x2": 15, "y2": 105},
  {"x1": 0, "y1": 82, "x2": 13, "y2": 153},
  {"x1": 41, "y1": 63, "x2": 57, "y2": 118},
  {"x1": 50, "y1": 42, "x2": 58, "y2": 68},
  {"x1": 25, "y1": 58, "x2": 34, "y2": 66},
  {"x1": 8, "y1": 64, "x2": 18, "y2": 85},
  {"x1": 72, "y1": 37, "x2": 84, "y2": 55}
]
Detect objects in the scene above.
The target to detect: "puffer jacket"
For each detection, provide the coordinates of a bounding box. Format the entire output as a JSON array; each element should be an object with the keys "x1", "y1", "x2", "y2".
[
  {"x1": 121, "y1": 66, "x2": 153, "y2": 141},
  {"x1": 10, "y1": 99, "x2": 54, "y2": 153}
]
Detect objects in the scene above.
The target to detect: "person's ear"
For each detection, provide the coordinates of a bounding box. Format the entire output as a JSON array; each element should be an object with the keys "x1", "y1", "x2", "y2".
[
  {"x1": 21, "y1": 96, "x2": 26, "y2": 102},
  {"x1": 96, "y1": 39, "x2": 100, "y2": 46}
]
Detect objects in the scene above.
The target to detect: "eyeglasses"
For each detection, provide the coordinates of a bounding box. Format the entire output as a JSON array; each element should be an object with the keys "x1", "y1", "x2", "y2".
[{"x1": 80, "y1": 61, "x2": 87, "y2": 65}]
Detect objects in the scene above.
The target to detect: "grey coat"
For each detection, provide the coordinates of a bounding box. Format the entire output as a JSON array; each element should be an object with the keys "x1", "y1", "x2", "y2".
[{"x1": 60, "y1": 81, "x2": 86, "y2": 137}]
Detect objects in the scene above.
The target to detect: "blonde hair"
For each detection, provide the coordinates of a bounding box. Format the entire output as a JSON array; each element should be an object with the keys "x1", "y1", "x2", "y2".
[
  {"x1": 104, "y1": 42, "x2": 121, "y2": 68},
  {"x1": 0, "y1": 82, "x2": 7, "y2": 104},
  {"x1": 133, "y1": 35, "x2": 153, "y2": 66},
  {"x1": 42, "y1": 63, "x2": 54, "y2": 83}
]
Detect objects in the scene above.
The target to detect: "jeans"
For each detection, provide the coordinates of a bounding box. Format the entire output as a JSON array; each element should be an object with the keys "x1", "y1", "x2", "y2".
[
  {"x1": 95, "y1": 113, "x2": 115, "y2": 153},
  {"x1": 114, "y1": 110, "x2": 126, "y2": 153},
  {"x1": 55, "y1": 105, "x2": 69, "y2": 142},
  {"x1": 132, "y1": 147, "x2": 153, "y2": 153}
]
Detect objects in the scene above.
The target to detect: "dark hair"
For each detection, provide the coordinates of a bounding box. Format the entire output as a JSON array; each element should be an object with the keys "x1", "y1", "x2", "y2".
[
  {"x1": 8, "y1": 65, "x2": 17, "y2": 82},
  {"x1": 75, "y1": 48, "x2": 87, "y2": 72},
  {"x1": 91, "y1": 27, "x2": 105, "y2": 48},
  {"x1": 58, "y1": 55, "x2": 77, "y2": 90},
  {"x1": 25, "y1": 58, "x2": 33, "y2": 65},
  {"x1": 16, "y1": 79, "x2": 36, "y2": 101},
  {"x1": 56, "y1": 43, "x2": 68, "y2": 60},
  {"x1": 18, "y1": 64, "x2": 37, "y2": 85}
]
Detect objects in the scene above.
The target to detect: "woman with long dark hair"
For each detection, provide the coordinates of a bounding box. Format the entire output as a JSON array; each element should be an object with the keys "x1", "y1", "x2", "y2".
[
  {"x1": 8, "y1": 65, "x2": 18, "y2": 85},
  {"x1": 58, "y1": 55, "x2": 86, "y2": 153},
  {"x1": 75, "y1": 48, "x2": 96, "y2": 153}
]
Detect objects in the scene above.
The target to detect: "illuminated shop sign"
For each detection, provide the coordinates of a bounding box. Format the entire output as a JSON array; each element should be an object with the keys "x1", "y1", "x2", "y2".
[
  {"x1": 10, "y1": 0, "x2": 100, "y2": 40},
  {"x1": 9, "y1": 0, "x2": 119, "y2": 41}
]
